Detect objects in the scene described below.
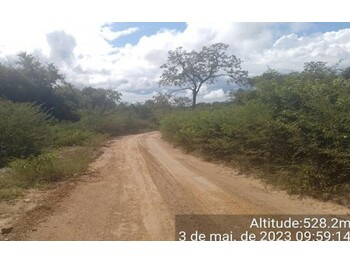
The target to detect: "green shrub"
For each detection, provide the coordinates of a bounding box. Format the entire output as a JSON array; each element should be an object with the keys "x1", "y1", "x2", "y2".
[
  {"x1": 49, "y1": 122, "x2": 95, "y2": 147},
  {"x1": 0, "y1": 100, "x2": 50, "y2": 167},
  {"x1": 160, "y1": 76, "x2": 350, "y2": 197},
  {"x1": 9, "y1": 153, "x2": 61, "y2": 185}
]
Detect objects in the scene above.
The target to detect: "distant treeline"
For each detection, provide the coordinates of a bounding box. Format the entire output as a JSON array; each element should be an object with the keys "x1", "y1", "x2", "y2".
[{"x1": 161, "y1": 62, "x2": 350, "y2": 199}]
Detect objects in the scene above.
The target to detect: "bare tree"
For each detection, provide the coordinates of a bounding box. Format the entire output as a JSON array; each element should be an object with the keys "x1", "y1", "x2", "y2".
[{"x1": 159, "y1": 43, "x2": 249, "y2": 108}]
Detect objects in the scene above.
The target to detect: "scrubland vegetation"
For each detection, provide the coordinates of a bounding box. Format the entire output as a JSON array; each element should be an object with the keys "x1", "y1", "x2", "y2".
[
  {"x1": 0, "y1": 53, "x2": 160, "y2": 200},
  {"x1": 161, "y1": 62, "x2": 350, "y2": 201}
]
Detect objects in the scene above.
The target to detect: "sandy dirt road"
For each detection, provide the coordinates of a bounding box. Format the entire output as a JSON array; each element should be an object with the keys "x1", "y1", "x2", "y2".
[{"x1": 14, "y1": 132, "x2": 350, "y2": 240}]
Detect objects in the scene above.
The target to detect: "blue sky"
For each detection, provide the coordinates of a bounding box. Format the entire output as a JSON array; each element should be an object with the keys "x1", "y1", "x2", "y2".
[
  {"x1": 107, "y1": 22, "x2": 350, "y2": 48},
  {"x1": 279, "y1": 22, "x2": 350, "y2": 34},
  {"x1": 108, "y1": 22, "x2": 187, "y2": 46},
  {"x1": 305, "y1": 22, "x2": 350, "y2": 33},
  {"x1": 1, "y1": 22, "x2": 350, "y2": 103}
]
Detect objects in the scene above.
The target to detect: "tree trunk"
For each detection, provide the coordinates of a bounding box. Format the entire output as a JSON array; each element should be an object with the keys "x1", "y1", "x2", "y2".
[{"x1": 192, "y1": 90, "x2": 197, "y2": 108}]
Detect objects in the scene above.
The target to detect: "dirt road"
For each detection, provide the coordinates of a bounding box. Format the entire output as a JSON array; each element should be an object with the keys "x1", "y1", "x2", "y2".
[{"x1": 14, "y1": 132, "x2": 350, "y2": 240}]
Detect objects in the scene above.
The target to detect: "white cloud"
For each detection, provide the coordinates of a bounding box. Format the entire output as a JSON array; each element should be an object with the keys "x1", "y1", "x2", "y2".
[
  {"x1": 1, "y1": 22, "x2": 350, "y2": 102},
  {"x1": 100, "y1": 26, "x2": 139, "y2": 41},
  {"x1": 203, "y1": 89, "x2": 226, "y2": 100},
  {"x1": 247, "y1": 29, "x2": 350, "y2": 74},
  {"x1": 272, "y1": 33, "x2": 302, "y2": 49},
  {"x1": 121, "y1": 90, "x2": 155, "y2": 103},
  {"x1": 47, "y1": 31, "x2": 76, "y2": 67}
]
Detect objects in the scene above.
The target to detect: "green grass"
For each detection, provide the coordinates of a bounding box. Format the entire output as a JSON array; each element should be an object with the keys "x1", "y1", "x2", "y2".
[
  {"x1": 0, "y1": 133, "x2": 106, "y2": 201},
  {"x1": 0, "y1": 188, "x2": 23, "y2": 201}
]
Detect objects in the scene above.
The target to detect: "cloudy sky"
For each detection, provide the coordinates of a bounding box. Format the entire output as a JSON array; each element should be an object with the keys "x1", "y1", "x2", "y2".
[{"x1": 1, "y1": 22, "x2": 350, "y2": 103}]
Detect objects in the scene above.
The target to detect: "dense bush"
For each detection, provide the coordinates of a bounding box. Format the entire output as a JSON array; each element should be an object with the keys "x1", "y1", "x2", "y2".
[
  {"x1": 49, "y1": 122, "x2": 95, "y2": 147},
  {"x1": 161, "y1": 103, "x2": 273, "y2": 161},
  {"x1": 161, "y1": 69, "x2": 350, "y2": 196},
  {"x1": 0, "y1": 100, "x2": 50, "y2": 167}
]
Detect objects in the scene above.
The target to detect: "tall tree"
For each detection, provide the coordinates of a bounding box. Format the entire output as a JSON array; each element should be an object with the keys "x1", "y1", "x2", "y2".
[
  {"x1": 159, "y1": 43, "x2": 249, "y2": 108},
  {"x1": 302, "y1": 61, "x2": 340, "y2": 83},
  {"x1": 0, "y1": 52, "x2": 71, "y2": 119}
]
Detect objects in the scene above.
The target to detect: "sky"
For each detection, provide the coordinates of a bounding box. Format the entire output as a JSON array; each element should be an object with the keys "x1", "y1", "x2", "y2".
[{"x1": 1, "y1": 22, "x2": 350, "y2": 103}]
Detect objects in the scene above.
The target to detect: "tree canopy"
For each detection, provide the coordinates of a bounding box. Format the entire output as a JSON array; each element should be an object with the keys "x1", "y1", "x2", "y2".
[
  {"x1": 159, "y1": 43, "x2": 249, "y2": 108},
  {"x1": 0, "y1": 53, "x2": 122, "y2": 120}
]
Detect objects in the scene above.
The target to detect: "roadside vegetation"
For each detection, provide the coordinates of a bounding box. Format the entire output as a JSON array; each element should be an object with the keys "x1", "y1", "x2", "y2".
[
  {"x1": 161, "y1": 61, "x2": 350, "y2": 203},
  {"x1": 0, "y1": 53, "x2": 164, "y2": 200}
]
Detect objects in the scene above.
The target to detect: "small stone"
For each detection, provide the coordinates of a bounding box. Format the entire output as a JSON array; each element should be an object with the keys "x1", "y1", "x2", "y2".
[
  {"x1": 4, "y1": 238, "x2": 9, "y2": 241},
  {"x1": 1, "y1": 227, "x2": 14, "y2": 235},
  {"x1": 23, "y1": 199, "x2": 31, "y2": 202}
]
